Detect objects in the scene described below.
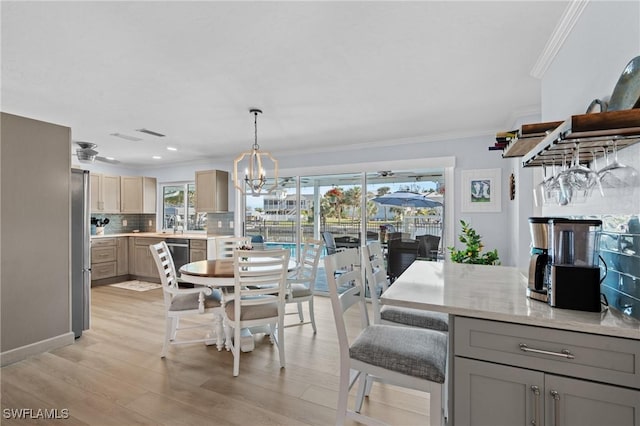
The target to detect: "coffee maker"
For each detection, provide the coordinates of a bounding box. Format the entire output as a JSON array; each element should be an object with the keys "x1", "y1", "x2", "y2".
[
  {"x1": 527, "y1": 217, "x2": 551, "y2": 302},
  {"x1": 527, "y1": 217, "x2": 604, "y2": 312},
  {"x1": 547, "y1": 218, "x2": 603, "y2": 312}
]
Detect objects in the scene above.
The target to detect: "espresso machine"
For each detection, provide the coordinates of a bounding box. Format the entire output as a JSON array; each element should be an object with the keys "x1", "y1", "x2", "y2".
[{"x1": 527, "y1": 217, "x2": 604, "y2": 312}]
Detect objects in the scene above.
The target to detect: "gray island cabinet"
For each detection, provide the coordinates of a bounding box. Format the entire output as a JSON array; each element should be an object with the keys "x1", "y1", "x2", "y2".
[{"x1": 381, "y1": 261, "x2": 640, "y2": 426}]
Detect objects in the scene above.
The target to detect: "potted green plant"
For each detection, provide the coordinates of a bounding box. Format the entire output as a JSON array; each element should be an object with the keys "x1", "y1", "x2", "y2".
[{"x1": 449, "y1": 220, "x2": 500, "y2": 265}]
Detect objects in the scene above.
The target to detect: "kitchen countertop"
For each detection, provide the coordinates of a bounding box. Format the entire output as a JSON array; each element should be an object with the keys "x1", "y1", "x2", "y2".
[
  {"x1": 91, "y1": 232, "x2": 227, "y2": 240},
  {"x1": 381, "y1": 260, "x2": 640, "y2": 340}
]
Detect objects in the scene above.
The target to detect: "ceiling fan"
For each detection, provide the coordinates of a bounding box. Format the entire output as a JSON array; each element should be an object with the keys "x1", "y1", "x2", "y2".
[{"x1": 74, "y1": 141, "x2": 119, "y2": 164}]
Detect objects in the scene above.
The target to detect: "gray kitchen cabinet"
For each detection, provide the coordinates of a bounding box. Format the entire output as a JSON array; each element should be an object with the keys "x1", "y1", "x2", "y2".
[
  {"x1": 116, "y1": 237, "x2": 128, "y2": 276},
  {"x1": 453, "y1": 317, "x2": 640, "y2": 426},
  {"x1": 131, "y1": 237, "x2": 163, "y2": 280},
  {"x1": 189, "y1": 239, "x2": 207, "y2": 262},
  {"x1": 455, "y1": 357, "x2": 640, "y2": 426},
  {"x1": 90, "y1": 173, "x2": 120, "y2": 213},
  {"x1": 120, "y1": 176, "x2": 157, "y2": 213},
  {"x1": 455, "y1": 357, "x2": 543, "y2": 426},
  {"x1": 195, "y1": 170, "x2": 228, "y2": 212},
  {"x1": 91, "y1": 238, "x2": 117, "y2": 281}
]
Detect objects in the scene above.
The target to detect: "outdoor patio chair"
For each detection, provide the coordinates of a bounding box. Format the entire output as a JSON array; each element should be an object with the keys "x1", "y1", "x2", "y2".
[
  {"x1": 322, "y1": 231, "x2": 341, "y2": 255},
  {"x1": 417, "y1": 234, "x2": 441, "y2": 261},
  {"x1": 387, "y1": 238, "x2": 419, "y2": 282}
]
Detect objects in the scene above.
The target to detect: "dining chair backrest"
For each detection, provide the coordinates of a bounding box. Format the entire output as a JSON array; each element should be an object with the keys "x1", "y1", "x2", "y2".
[
  {"x1": 290, "y1": 239, "x2": 323, "y2": 287},
  {"x1": 215, "y1": 236, "x2": 251, "y2": 259},
  {"x1": 363, "y1": 241, "x2": 388, "y2": 324},
  {"x1": 417, "y1": 234, "x2": 441, "y2": 260},
  {"x1": 233, "y1": 249, "x2": 290, "y2": 312},
  {"x1": 324, "y1": 248, "x2": 369, "y2": 349},
  {"x1": 150, "y1": 241, "x2": 180, "y2": 307},
  {"x1": 387, "y1": 238, "x2": 419, "y2": 282},
  {"x1": 322, "y1": 231, "x2": 338, "y2": 255}
]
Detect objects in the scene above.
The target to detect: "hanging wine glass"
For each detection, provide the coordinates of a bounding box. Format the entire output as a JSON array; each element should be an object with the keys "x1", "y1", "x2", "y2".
[
  {"x1": 564, "y1": 144, "x2": 600, "y2": 203},
  {"x1": 556, "y1": 154, "x2": 572, "y2": 206},
  {"x1": 598, "y1": 140, "x2": 640, "y2": 191},
  {"x1": 535, "y1": 164, "x2": 553, "y2": 206}
]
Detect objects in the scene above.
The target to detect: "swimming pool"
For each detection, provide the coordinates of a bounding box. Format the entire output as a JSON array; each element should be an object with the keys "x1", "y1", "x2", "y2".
[{"x1": 265, "y1": 242, "x2": 297, "y2": 258}]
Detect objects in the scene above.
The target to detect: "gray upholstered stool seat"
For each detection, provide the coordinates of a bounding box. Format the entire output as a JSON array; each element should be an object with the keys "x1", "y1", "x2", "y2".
[
  {"x1": 349, "y1": 324, "x2": 447, "y2": 383},
  {"x1": 380, "y1": 306, "x2": 449, "y2": 332}
]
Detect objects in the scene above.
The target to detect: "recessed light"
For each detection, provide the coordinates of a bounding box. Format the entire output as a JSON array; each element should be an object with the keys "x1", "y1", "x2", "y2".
[
  {"x1": 152, "y1": 155, "x2": 162, "y2": 160},
  {"x1": 137, "y1": 128, "x2": 166, "y2": 137},
  {"x1": 109, "y1": 132, "x2": 142, "y2": 142},
  {"x1": 166, "y1": 146, "x2": 178, "y2": 151},
  {"x1": 105, "y1": 157, "x2": 116, "y2": 161}
]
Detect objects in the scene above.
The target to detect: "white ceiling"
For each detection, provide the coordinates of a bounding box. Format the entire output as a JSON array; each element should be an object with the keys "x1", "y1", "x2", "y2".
[{"x1": 1, "y1": 1, "x2": 569, "y2": 168}]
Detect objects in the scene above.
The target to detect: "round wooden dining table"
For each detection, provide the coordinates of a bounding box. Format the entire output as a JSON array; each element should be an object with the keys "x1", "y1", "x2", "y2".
[{"x1": 179, "y1": 259, "x2": 235, "y2": 287}]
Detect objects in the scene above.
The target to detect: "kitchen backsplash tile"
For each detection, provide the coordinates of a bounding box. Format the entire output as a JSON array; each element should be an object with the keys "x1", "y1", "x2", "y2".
[
  {"x1": 91, "y1": 213, "x2": 156, "y2": 234},
  {"x1": 207, "y1": 212, "x2": 234, "y2": 236}
]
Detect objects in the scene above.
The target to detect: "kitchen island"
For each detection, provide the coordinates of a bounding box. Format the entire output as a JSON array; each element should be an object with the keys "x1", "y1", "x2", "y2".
[{"x1": 381, "y1": 261, "x2": 639, "y2": 425}]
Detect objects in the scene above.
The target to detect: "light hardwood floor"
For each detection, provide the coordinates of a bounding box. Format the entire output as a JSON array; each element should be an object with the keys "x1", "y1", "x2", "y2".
[{"x1": 1, "y1": 285, "x2": 431, "y2": 425}]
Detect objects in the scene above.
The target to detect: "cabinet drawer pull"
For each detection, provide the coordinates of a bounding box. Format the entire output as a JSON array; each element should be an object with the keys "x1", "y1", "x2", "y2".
[
  {"x1": 530, "y1": 385, "x2": 540, "y2": 426},
  {"x1": 550, "y1": 390, "x2": 560, "y2": 426},
  {"x1": 519, "y1": 343, "x2": 575, "y2": 359}
]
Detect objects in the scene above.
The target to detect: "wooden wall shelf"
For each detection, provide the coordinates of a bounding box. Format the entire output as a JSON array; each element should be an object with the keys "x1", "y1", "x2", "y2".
[{"x1": 518, "y1": 110, "x2": 640, "y2": 167}]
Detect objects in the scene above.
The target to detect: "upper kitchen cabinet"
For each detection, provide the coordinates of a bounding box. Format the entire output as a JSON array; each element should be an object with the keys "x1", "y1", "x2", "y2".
[
  {"x1": 120, "y1": 176, "x2": 157, "y2": 213},
  {"x1": 195, "y1": 170, "x2": 228, "y2": 212},
  {"x1": 90, "y1": 173, "x2": 120, "y2": 213}
]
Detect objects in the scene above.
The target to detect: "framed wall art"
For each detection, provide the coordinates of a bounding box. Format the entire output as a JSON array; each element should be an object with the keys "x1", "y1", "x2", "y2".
[{"x1": 461, "y1": 168, "x2": 502, "y2": 212}]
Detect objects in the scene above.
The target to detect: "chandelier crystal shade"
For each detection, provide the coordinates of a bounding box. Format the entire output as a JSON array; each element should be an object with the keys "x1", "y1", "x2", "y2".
[{"x1": 233, "y1": 109, "x2": 279, "y2": 197}]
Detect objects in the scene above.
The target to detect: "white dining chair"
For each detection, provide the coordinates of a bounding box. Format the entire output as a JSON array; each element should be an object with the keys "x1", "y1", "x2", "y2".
[
  {"x1": 285, "y1": 239, "x2": 323, "y2": 333},
  {"x1": 149, "y1": 241, "x2": 224, "y2": 357},
  {"x1": 224, "y1": 248, "x2": 290, "y2": 376},
  {"x1": 215, "y1": 236, "x2": 251, "y2": 259},
  {"x1": 364, "y1": 241, "x2": 449, "y2": 332},
  {"x1": 324, "y1": 248, "x2": 448, "y2": 426}
]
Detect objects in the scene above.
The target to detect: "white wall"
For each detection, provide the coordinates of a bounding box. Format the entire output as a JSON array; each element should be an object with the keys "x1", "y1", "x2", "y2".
[
  {"x1": 540, "y1": 0, "x2": 640, "y2": 219},
  {"x1": 1, "y1": 113, "x2": 74, "y2": 365}
]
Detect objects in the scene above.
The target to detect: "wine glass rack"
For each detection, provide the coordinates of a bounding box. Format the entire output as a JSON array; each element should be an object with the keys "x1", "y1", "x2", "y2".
[{"x1": 500, "y1": 109, "x2": 640, "y2": 167}]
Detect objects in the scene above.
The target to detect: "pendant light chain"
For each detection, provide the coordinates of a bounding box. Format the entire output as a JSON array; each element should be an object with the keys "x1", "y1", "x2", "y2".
[{"x1": 253, "y1": 110, "x2": 260, "y2": 151}]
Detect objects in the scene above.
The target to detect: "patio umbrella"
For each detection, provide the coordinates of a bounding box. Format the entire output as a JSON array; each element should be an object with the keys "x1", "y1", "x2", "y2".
[{"x1": 372, "y1": 191, "x2": 442, "y2": 208}]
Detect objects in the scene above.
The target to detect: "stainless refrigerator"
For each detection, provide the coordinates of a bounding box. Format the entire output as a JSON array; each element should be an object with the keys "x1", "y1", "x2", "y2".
[{"x1": 71, "y1": 168, "x2": 91, "y2": 338}]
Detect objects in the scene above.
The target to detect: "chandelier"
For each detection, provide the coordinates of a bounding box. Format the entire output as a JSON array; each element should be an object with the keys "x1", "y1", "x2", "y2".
[{"x1": 233, "y1": 108, "x2": 279, "y2": 196}]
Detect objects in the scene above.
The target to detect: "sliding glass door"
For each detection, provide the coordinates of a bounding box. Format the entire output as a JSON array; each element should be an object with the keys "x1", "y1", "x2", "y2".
[{"x1": 242, "y1": 168, "x2": 445, "y2": 266}]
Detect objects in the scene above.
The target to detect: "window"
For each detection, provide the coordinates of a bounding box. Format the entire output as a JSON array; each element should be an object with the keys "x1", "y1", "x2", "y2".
[{"x1": 161, "y1": 183, "x2": 206, "y2": 231}]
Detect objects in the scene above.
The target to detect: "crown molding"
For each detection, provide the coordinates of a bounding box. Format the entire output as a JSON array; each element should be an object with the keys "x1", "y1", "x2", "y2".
[{"x1": 530, "y1": 0, "x2": 589, "y2": 79}]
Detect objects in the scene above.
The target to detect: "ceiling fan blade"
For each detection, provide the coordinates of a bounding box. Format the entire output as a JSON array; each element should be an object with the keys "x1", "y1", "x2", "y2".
[{"x1": 96, "y1": 156, "x2": 120, "y2": 164}]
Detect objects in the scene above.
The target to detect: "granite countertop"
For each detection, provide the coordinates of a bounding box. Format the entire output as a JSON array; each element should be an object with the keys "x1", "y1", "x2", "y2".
[
  {"x1": 91, "y1": 232, "x2": 225, "y2": 240},
  {"x1": 381, "y1": 260, "x2": 640, "y2": 340}
]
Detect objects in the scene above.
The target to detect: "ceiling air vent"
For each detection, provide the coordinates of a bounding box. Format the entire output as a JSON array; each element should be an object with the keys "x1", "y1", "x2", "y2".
[
  {"x1": 136, "y1": 128, "x2": 166, "y2": 137},
  {"x1": 110, "y1": 132, "x2": 143, "y2": 142}
]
